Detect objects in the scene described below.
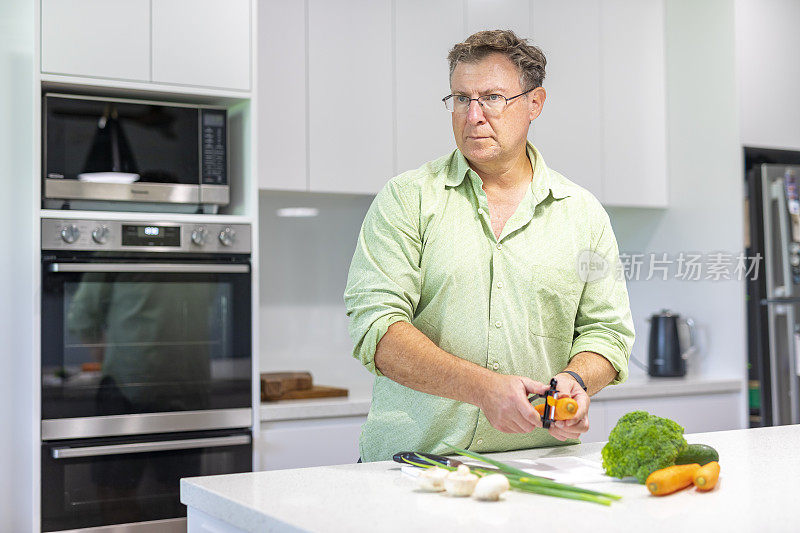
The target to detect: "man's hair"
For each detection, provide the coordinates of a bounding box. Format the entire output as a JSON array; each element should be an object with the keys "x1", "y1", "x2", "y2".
[{"x1": 447, "y1": 30, "x2": 546, "y2": 91}]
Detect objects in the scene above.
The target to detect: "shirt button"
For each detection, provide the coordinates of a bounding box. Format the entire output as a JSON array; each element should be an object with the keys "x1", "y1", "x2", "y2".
[
  {"x1": 496, "y1": 243, "x2": 502, "y2": 250},
  {"x1": 494, "y1": 321, "x2": 502, "y2": 328},
  {"x1": 492, "y1": 362, "x2": 500, "y2": 370},
  {"x1": 477, "y1": 208, "x2": 484, "y2": 215},
  {"x1": 477, "y1": 439, "x2": 484, "y2": 446},
  {"x1": 496, "y1": 281, "x2": 503, "y2": 289}
]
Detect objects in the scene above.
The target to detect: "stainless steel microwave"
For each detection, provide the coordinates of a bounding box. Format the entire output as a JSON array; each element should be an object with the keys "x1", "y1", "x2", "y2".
[{"x1": 43, "y1": 93, "x2": 229, "y2": 211}]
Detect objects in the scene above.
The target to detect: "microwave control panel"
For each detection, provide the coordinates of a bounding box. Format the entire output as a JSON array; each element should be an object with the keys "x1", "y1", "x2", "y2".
[
  {"x1": 201, "y1": 109, "x2": 227, "y2": 186},
  {"x1": 42, "y1": 219, "x2": 251, "y2": 254}
]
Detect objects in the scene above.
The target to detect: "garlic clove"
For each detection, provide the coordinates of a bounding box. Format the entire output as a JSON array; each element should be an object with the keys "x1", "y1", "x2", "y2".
[
  {"x1": 472, "y1": 474, "x2": 510, "y2": 501},
  {"x1": 417, "y1": 467, "x2": 449, "y2": 492},
  {"x1": 444, "y1": 467, "x2": 479, "y2": 497}
]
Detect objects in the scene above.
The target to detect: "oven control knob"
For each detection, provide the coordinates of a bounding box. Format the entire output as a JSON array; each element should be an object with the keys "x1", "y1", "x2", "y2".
[
  {"x1": 60, "y1": 224, "x2": 80, "y2": 244},
  {"x1": 92, "y1": 225, "x2": 110, "y2": 244},
  {"x1": 218, "y1": 227, "x2": 236, "y2": 246},
  {"x1": 191, "y1": 226, "x2": 208, "y2": 246}
]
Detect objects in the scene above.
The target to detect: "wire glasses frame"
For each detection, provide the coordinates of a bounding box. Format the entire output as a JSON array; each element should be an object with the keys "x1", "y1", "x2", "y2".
[{"x1": 442, "y1": 88, "x2": 535, "y2": 115}]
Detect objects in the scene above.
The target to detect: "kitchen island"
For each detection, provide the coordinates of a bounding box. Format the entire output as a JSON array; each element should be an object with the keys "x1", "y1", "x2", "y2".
[{"x1": 181, "y1": 424, "x2": 798, "y2": 532}]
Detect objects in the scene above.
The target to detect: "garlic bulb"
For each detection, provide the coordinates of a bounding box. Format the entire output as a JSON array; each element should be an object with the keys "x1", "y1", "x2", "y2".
[
  {"x1": 472, "y1": 474, "x2": 510, "y2": 501},
  {"x1": 417, "y1": 467, "x2": 449, "y2": 492},
  {"x1": 444, "y1": 464, "x2": 479, "y2": 497}
]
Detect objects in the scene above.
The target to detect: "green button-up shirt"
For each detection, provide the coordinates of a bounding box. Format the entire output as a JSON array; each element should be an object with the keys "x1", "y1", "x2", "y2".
[{"x1": 344, "y1": 143, "x2": 634, "y2": 462}]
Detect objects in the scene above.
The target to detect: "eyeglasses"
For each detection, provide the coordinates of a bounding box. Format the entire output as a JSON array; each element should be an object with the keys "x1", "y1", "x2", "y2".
[{"x1": 442, "y1": 88, "x2": 535, "y2": 115}]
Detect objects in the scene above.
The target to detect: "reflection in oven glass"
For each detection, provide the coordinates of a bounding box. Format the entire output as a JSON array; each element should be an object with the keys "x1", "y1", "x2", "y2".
[{"x1": 59, "y1": 277, "x2": 229, "y2": 414}]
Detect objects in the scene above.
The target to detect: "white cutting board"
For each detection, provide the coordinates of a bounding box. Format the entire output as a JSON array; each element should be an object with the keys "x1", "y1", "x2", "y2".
[{"x1": 402, "y1": 457, "x2": 612, "y2": 484}]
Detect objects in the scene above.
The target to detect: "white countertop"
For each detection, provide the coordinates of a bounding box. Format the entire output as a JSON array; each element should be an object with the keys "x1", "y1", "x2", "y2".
[
  {"x1": 182, "y1": 424, "x2": 799, "y2": 532},
  {"x1": 259, "y1": 376, "x2": 743, "y2": 422},
  {"x1": 260, "y1": 396, "x2": 372, "y2": 422}
]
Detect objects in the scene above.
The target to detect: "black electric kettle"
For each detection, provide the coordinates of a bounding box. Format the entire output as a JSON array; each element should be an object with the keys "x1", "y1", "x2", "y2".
[{"x1": 647, "y1": 309, "x2": 696, "y2": 377}]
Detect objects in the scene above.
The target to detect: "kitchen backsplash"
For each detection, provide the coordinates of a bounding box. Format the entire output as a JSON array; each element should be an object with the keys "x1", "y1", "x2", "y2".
[{"x1": 259, "y1": 190, "x2": 375, "y2": 398}]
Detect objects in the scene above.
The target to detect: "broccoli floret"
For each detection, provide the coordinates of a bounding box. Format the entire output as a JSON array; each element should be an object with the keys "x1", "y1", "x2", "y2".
[{"x1": 601, "y1": 410, "x2": 688, "y2": 484}]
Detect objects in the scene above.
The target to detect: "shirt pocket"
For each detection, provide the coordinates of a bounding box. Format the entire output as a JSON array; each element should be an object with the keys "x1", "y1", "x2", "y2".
[{"x1": 528, "y1": 264, "x2": 584, "y2": 341}]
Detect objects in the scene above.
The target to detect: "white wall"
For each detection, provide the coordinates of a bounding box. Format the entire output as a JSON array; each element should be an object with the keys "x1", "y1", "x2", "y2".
[
  {"x1": 0, "y1": 0, "x2": 36, "y2": 529},
  {"x1": 608, "y1": 0, "x2": 744, "y2": 384}
]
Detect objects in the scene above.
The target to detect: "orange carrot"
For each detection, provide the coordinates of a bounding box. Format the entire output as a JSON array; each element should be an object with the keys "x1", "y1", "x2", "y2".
[
  {"x1": 646, "y1": 464, "x2": 700, "y2": 496},
  {"x1": 534, "y1": 397, "x2": 579, "y2": 420},
  {"x1": 693, "y1": 461, "x2": 720, "y2": 491}
]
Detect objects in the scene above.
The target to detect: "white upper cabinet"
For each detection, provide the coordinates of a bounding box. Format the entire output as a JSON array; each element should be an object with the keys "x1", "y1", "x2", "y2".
[
  {"x1": 736, "y1": 0, "x2": 800, "y2": 150},
  {"x1": 254, "y1": 0, "x2": 667, "y2": 206},
  {"x1": 531, "y1": 0, "x2": 603, "y2": 199},
  {"x1": 41, "y1": 0, "x2": 150, "y2": 81},
  {"x1": 600, "y1": 0, "x2": 667, "y2": 207},
  {"x1": 395, "y1": 0, "x2": 463, "y2": 173},
  {"x1": 41, "y1": 0, "x2": 251, "y2": 92},
  {"x1": 466, "y1": 0, "x2": 531, "y2": 36},
  {"x1": 152, "y1": 0, "x2": 251, "y2": 91},
  {"x1": 258, "y1": 0, "x2": 307, "y2": 190},
  {"x1": 307, "y1": 0, "x2": 394, "y2": 194}
]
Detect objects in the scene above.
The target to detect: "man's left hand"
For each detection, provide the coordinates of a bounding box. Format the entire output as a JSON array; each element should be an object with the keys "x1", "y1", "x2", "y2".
[{"x1": 547, "y1": 372, "x2": 590, "y2": 441}]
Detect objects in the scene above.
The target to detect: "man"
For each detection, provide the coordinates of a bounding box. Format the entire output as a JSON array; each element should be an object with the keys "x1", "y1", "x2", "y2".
[{"x1": 344, "y1": 30, "x2": 634, "y2": 462}]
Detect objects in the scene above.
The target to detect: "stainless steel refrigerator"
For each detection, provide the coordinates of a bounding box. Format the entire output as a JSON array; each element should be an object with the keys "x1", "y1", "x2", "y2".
[{"x1": 746, "y1": 148, "x2": 800, "y2": 427}]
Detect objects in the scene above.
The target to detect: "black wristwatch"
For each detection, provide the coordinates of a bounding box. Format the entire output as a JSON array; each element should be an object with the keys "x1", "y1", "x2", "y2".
[{"x1": 559, "y1": 370, "x2": 588, "y2": 392}]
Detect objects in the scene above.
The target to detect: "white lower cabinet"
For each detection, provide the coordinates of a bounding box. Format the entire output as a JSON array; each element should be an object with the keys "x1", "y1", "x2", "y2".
[
  {"x1": 257, "y1": 416, "x2": 366, "y2": 470},
  {"x1": 581, "y1": 391, "x2": 743, "y2": 444}
]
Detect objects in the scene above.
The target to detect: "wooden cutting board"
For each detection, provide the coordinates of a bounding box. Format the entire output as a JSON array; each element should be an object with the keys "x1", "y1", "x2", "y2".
[
  {"x1": 260, "y1": 372, "x2": 313, "y2": 401},
  {"x1": 277, "y1": 385, "x2": 349, "y2": 401}
]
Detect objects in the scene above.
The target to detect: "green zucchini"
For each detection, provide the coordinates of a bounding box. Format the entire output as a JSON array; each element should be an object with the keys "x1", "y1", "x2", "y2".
[{"x1": 674, "y1": 443, "x2": 719, "y2": 466}]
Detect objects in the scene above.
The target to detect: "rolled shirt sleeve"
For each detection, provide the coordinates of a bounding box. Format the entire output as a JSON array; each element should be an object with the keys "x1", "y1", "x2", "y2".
[
  {"x1": 344, "y1": 178, "x2": 422, "y2": 376},
  {"x1": 568, "y1": 209, "x2": 635, "y2": 385}
]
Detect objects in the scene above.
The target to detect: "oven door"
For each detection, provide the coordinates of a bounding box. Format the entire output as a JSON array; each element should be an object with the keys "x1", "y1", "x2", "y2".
[
  {"x1": 42, "y1": 260, "x2": 252, "y2": 439},
  {"x1": 41, "y1": 429, "x2": 252, "y2": 532}
]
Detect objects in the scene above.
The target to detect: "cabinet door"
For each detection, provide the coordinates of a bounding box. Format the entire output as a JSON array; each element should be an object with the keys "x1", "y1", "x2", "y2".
[
  {"x1": 466, "y1": 0, "x2": 531, "y2": 37},
  {"x1": 41, "y1": 0, "x2": 150, "y2": 81},
  {"x1": 307, "y1": 0, "x2": 393, "y2": 194},
  {"x1": 152, "y1": 0, "x2": 251, "y2": 90},
  {"x1": 600, "y1": 0, "x2": 667, "y2": 207},
  {"x1": 395, "y1": 0, "x2": 463, "y2": 173},
  {"x1": 602, "y1": 393, "x2": 743, "y2": 435},
  {"x1": 257, "y1": 417, "x2": 365, "y2": 470},
  {"x1": 578, "y1": 401, "x2": 607, "y2": 443},
  {"x1": 531, "y1": 0, "x2": 603, "y2": 199},
  {"x1": 258, "y1": 0, "x2": 307, "y2": 190},
  {"x1": 736, "y1": 0, "x2": 800, "y2": 150}
]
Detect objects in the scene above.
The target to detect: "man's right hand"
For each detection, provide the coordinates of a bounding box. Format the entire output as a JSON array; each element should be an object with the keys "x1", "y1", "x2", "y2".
[{"x1": 477, "y1": 373, "x2": 550, "y2": 433}]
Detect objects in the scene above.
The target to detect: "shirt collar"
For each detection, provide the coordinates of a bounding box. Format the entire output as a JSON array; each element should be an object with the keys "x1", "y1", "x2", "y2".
[{"x1": 446, "y1": 142, "x2": 571, "y2": 203}]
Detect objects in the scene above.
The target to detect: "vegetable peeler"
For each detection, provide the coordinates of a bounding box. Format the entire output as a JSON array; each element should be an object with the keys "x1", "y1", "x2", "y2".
[{"x1": 528, "y1": 377, "x2": 559, "y2": 428}]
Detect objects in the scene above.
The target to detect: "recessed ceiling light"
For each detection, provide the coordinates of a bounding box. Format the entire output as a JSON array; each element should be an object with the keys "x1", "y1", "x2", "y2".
[{"x1": 276, "y1": 207, "x2": 319, "y2": 218}]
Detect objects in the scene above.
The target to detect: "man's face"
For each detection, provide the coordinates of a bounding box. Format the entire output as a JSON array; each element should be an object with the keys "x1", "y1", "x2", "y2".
[{"x1": 449, "y1": 53, "x2": 545, "y2": 166}]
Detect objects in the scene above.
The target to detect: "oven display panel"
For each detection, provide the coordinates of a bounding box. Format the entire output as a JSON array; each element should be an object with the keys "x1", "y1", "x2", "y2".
[{"x1": 121, "y1": 225, "x2": 180, "y2": 246}]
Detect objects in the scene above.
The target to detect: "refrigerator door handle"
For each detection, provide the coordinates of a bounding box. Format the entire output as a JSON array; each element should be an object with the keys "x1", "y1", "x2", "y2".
[
  {"x1": 789, "y1": 305, "x2": 800, "y2": 424},
  {"x1": 766, "y1": 304, "x2": 784, "y2": 424}
]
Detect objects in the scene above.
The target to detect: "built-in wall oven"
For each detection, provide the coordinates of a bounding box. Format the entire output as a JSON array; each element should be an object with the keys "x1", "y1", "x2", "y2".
[{"x1": 41, "y1": 218, "x2": 253, "y2": 532}]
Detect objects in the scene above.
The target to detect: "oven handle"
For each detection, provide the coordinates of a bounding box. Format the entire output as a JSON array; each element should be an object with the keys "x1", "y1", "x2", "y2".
[
  {"x1": 51, "y1": 434, "x2": 250, "y2": 459},
  {"x1": 48, "y1": 263, "x2": 249, "y2": 274}
]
